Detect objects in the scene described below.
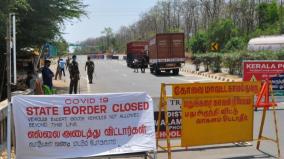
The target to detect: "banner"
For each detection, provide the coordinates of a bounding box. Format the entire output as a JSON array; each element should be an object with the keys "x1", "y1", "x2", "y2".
[
  {"x1": 12, "y1": 93, "x2": 156, "y2": 159},
  {"x1": 181, "y1": 96, "x2": 254, "y2": 146}
]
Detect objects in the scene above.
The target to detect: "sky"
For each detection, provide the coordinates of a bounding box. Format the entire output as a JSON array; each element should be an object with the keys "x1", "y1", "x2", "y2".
[{"x1": 62, "y1": 0, "x2": 157, "y2": 44}]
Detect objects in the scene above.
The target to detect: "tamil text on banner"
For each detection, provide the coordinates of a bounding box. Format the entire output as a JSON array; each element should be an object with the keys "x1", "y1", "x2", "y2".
[
  {"x1": 172, "y1": 81, "x2": 261, "y2": 98},
  {"x1": 181, "y1": 96, "x2": 254, "y2": 146},
  {"x1": 12, "y1": 93, "x2": 156, "y2": 159}
]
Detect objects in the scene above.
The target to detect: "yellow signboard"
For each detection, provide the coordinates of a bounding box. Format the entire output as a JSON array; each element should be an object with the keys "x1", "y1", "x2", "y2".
[
  {"x1": 181, "y1": 95, "x2": 254, "y2": 147},
  {"x1": 172, "y1": 82, "x2": 261, "y2": 98}
]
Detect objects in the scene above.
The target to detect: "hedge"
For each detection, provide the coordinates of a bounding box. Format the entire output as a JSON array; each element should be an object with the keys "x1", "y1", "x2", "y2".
[{"x1": 191, "y1": 51, "x2": 284, "y2": 75}]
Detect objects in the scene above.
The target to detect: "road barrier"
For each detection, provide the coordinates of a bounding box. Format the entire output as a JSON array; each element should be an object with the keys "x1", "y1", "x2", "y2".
[{"x1": 156, "y1": 81, "x2": 281, "y2": 159}]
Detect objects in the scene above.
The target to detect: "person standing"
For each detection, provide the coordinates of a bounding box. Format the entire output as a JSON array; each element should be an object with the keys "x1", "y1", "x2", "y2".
[
  {"x1": 140, "y1": 56, "x2": 146, "y2": 73},
  {"x1": 42, "y1": 60, "x2": 54, "y2": 90},
  {"x1": 55, "y1": 57, "x2": 61, "y2": 80},
  {"x1": 85, "y1": 56, "x2": 95, "y2": 84},
  {"x1": 66, "y1": 56, "x2": 70, "y2": 70},
  {"x1": 69, "y1": 55, "x2": 80, "y2": 94},
  {"x1": 59, "y1": 58, "x2": 66, "y2": 78}
]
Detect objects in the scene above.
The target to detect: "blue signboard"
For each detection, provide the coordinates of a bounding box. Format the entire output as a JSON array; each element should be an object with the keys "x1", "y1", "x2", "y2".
[{"x1": 271, "y1": 74, "x2": 284, "y2": 96}]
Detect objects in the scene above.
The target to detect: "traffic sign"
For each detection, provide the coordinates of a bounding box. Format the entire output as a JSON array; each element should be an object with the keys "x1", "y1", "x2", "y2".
[{"x1": 211, "y1": 42, "x2": 219, "y2": 51}]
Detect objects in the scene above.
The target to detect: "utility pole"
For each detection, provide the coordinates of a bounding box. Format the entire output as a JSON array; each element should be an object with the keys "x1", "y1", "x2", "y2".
[{"x1": 6, "y1": 13, "x2": 12, "y2": 159}]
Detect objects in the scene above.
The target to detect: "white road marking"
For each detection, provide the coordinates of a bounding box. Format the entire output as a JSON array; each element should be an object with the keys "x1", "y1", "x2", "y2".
[{"x1": 170, "y1": 76, "x2": 215, "y2": 82}]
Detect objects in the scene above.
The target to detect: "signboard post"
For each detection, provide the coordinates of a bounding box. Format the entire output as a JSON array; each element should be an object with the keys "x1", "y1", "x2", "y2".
[{"x1": 12, "y1": 93, "x2": 156, "y2": 159}]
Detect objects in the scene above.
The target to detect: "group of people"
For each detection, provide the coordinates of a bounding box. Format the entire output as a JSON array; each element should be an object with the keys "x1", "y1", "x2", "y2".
[{"x1": 26, "y1": 55, "x2": 95, "y2": 95}]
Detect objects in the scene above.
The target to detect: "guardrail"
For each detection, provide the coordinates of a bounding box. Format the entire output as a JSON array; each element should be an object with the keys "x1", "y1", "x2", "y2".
[{"x1": 0, "y1": 89, "x2": 33, "y2": 158}]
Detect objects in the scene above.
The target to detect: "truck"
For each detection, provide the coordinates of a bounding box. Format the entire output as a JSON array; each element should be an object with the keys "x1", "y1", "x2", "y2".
[
  {"x1": 126, "y1": 41, "x2": 148, "y2": 67},
  {"x1": 148, "y1": 33, "x2": 185, "y2": 75}
]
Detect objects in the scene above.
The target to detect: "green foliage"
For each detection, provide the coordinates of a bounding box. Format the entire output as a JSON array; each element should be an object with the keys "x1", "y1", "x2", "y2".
[
  {"x1": 208, "y1": 53, "x2": 222, "y2": 73},
  {"x1": 222, "y1": 52, "x2": 244, "y2": 75},
  {"x1": 192, "y1": 53, "x2": 222, "y2": 73},
  {"x1": 190, "y1": 54, "x2": 202, "y2": 71},
  {"x1": 15, "y1": 0, "x2": 86, "y2": 50},
  {"x1": 189, "y1": 32, "x2": 208, "y2": 53},
  {"x1": 257, "y1": 0, "x2": 279, "y2": 30},
  {"x1": 52, "y1": 37, "x2": 68, "y2": 56},
  {"x1": 208, "y1": 19, "x2": 238, "y2": 49},
  {"x1": 224, "y1": 37, "x2": 246, "y2": 52}
]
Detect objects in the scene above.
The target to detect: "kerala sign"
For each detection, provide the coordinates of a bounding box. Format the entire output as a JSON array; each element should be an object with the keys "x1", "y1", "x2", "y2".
[
  {"x1": 243, "y1": 60, "x2": 284, "y2": 96},
  {"x1": 243, "y1": 61, "x2": 284, "y2": 81}
]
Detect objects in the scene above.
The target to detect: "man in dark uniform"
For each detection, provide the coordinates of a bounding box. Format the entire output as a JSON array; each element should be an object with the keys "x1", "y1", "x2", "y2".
[
  {"x1": 69, "y1": 55, "x2": 80, "y2": 94},
  {"x1": 42, "y1": 60, "x2": 54, "y2": 89},
  {"x1": 85, "y1": 56, "x2": 95, "y2": 84},
  {"x1": 140, "y1": 56, "x2": 146, "y2": 73}
]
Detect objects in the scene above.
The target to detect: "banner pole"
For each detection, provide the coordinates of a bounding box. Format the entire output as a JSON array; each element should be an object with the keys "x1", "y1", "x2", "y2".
[
  {"x1": 162, "y1": 85, "x2": 171, "y2": 159},
  {"x1": 156, "y1": 83, "x2": 164, "y2": 148},
  {"x1": 6, "y1": 14, "x2": 12, "y2": 159},
  {"x1": 270, "y1": 83, "x2": 281, "y2": 158},
  {"x1": 256, "y1": 81, "x2": 269, "y2": 150}
]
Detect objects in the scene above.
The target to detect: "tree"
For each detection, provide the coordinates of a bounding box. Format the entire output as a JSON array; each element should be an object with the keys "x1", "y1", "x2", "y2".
[
  {"x1": 101, "y1": 27, "x2": 114, "y2": 52},
  {"x1": 208, "y1": 19, "x2": 238, "y2": 49},
  {"x1": 189, "y1": 32, "x2": 208, "y2": 53},
  {"x1": 16, "y1": 0, "x2": 87, "y2": 49},
  {"x1": 257, "y1": 0, "x2": 279, "y2": 29},
  {"x1": 0, "y1": 0, "x2": 86, "y2": 100}
]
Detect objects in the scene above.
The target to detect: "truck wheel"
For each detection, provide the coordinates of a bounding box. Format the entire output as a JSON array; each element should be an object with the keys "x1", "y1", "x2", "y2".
[
  {"x1": 165, "y1": 70, "x2": 171, "y2": 73},
  {"x1": 173, "y1": 69, "x2": 179, "y2": 75},
  {"x1": 155, "y1": 68, "x2": 161, "y2": 75},
  {"x1": 150, "y1": 68, "x2": 154, "y2": 73}
]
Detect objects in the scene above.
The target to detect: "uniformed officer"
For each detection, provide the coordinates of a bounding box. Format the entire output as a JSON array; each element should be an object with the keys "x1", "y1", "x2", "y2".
[
  {"x1": 69, "y1": 55, "x2": 80, "y2": 94},
  {"x1": 85, "y1": 56, "x2": 95, "y2": 84}
]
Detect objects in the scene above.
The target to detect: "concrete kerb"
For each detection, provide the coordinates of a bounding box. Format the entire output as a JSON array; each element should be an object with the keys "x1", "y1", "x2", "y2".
[{"x1": 181, "y1": 69, "x2": 238, "y2": 82}]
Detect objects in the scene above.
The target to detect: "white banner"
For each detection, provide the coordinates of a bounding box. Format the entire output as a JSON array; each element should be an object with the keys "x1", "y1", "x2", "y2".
[{"x1": 12, "y1": 92, "x2": 156, "y2": 159}]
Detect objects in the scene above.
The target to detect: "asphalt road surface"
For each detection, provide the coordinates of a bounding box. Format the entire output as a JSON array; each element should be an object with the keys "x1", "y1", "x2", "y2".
[
  {"x1": 74, "y1": 55, "x2": 216, "y2": 97},
  {"x1": 58, "y1": 55, "x2": 283, "y2": 159}
]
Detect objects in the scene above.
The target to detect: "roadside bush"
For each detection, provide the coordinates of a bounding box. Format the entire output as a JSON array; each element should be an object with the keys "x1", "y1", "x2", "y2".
[
  {"x1": 191, "y1": 54, "x2": 202, "y2": 71},
  {"x1": 208, "y1": 53, "x2": 222, "y2": 73},
  {"x1": 222, "y1": 52, "x2": 244, "y2": 75},
  {"x1": 199, "y1": 54, "x2": 211, "y2": 72},
  {"x1": 224, "y1": 37, "x2": 246, "y2": 52}
]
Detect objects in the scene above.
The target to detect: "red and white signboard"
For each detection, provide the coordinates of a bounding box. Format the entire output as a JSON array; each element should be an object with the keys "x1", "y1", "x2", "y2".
[
  {"x1": 243, "y1": 60, "x2": 284, "y2": 81},
  {"x1": 12, "y1": 93, "x2": 156, "y2": 159}
]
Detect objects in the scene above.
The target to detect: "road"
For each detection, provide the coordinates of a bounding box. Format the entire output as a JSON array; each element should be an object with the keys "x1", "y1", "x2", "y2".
[
  {"x1": 55, "y1": 55, "x2": 283, "y2": 159},
  {"x1": 74, "y1": 55, "x2": 216, "y2": 97}
]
